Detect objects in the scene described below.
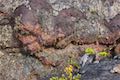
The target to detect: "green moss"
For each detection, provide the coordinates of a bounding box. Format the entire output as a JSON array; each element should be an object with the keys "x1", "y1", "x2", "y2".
[
  {"x1": 73, "y1": 74, "x2": 81, "y2": 80},
  {"x1": 50, "y1": 76, "x2": 67, "y2": 80},
  {"x1": 50, "y1": 77, "x2": 59, "y2": 80}
]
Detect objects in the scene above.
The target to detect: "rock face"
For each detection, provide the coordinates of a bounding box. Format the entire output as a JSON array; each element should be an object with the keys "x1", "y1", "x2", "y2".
[
  {"x1": 0, "y1": 0, "x2": 120, "y2": 80},
  {"x1": 13, "y1": 0, "x2": 120, "y2": 52},
  {"x1": 13, "y1": 0, "x2": 120, "y2": 63}
]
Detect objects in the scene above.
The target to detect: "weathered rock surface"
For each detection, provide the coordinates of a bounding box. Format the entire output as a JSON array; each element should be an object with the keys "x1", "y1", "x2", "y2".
[
  {"x1": 80, "y1": 59, "x2": 120, "y2": 80},
  {"x1": 14, "y1": 0, "x2": 120, "y2": 51},
  {"x1": 0, "y1": 25, "x2": 16, "y2": 48},
  {"x1": 0, "y1": 0, "x2": 120, "y2": 51},
  {"x1": 0, "y1": 0, "x2": 120, "y2": 80}
]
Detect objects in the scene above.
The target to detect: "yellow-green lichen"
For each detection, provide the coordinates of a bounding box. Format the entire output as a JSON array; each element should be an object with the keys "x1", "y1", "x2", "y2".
[
  {"x1": 85, "y1": 48, "x2": 95, "y2": 55},
  {"x1": 98, "y1": 51, "x2": 109, "y2": 57}
]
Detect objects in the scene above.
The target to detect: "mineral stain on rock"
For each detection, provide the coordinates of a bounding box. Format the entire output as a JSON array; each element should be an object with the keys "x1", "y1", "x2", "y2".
[
  {"x1": 12, "y1": 0, "x2": 120, "y2": 66},
  {"x1": 14, "y1": 0, "x2": 87, "y2": 52}
]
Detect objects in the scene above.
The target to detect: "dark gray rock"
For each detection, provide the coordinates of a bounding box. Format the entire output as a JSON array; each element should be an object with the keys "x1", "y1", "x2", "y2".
[{"x1": 81, "y1": 59, "x2": 120, "y2": 80}]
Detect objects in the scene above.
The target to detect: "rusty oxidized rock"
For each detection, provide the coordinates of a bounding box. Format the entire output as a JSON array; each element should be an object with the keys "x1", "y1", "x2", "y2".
[{"x1": 13, "y1": 0, "x2": 120, "y2": 53}]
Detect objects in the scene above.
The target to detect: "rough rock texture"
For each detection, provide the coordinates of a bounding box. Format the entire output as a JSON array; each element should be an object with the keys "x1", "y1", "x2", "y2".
[
  {"x1": 0, "y1": 25, "x2": 18, "y2": 48},
  {"x1": 0, "y1": 0, "x2": 120, "y2": 80},
  {"x1": 13, "y1": 0, "x2": 120, "y2": 67},
  {"x1": 13, "y1": 0, "x2": 120, "y2": 52},
  {"x1": 0, "y1": 0, "x2": 28, "y2": 14},
  {"x1": 80, "y1": 59, "x2": 120, "y2": 80}
]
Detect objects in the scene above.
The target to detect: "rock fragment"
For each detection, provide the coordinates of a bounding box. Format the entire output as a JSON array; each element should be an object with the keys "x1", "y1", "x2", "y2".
[{"x1": 111, "y1": 64, "x2": 120, "y2": 74}]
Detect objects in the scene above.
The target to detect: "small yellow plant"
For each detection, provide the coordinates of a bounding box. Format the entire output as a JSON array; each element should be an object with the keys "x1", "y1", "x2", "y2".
[
  {"x1": 64, "y1": 65, "x2": 73, "y2": 74},
  {"x1": 64, "y1": 65, "x2": 73, "y2": 80},
  {"x1": 50, "y1": 65, "x2": 81, "y2": 80},
  {"x1": 85, "y1": 48, "x2": 95, "y2": 55}
]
